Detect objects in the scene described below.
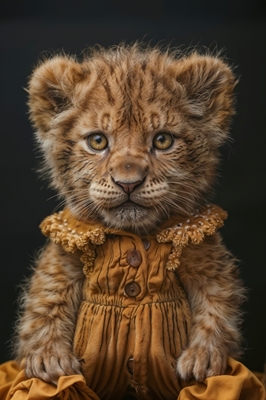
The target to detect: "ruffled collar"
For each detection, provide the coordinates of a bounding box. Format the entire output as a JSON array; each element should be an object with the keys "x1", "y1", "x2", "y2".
[{"x1": 40, "y1": 204, "x2": 227, "y2": 272}]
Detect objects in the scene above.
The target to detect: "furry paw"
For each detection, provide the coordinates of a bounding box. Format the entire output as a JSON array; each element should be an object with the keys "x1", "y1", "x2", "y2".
[
  {"x1": 176, "y1": 346, "x2": 228, "y2": 382},
  {"x1": 21, "y1": 348, "x2": 81, "y2": 385}
]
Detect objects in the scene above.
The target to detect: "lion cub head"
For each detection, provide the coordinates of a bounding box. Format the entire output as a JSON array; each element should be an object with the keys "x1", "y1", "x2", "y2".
[{"x1": 28, "y1": 45, "x2": 236, "y2": 233}]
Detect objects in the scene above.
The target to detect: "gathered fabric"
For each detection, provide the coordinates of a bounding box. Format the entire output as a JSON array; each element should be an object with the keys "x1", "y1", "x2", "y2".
[{"x1": 73, "y1": 233, "x2": 191, "y2": 398}]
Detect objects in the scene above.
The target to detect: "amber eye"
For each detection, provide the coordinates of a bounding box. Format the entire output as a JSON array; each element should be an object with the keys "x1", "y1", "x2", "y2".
[
  {"x1": 153, "y1": 132, "x2": 174, "y2": 150},
  {"x1": 87, "y1": 132, "x2": 108, "y2": 151}
]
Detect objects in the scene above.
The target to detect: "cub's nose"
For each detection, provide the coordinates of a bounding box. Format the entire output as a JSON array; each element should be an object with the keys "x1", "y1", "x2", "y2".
[{"x1": 115, "y1": 180, "x2": 143, "y2": 194}]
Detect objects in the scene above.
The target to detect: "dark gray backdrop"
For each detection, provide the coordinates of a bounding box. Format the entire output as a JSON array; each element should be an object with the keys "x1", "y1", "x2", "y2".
[{"x1": 0, "y1": 0, "x2": 265, "y2": 373}]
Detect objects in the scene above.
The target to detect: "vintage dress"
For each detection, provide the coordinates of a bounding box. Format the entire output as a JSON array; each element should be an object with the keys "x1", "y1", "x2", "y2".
[
  {"x1": 40, "y1": 204, "x2": 229, "y2": 398},
  {"x1": 0, "y1": 204, "x2": 265, "y2": 400}
]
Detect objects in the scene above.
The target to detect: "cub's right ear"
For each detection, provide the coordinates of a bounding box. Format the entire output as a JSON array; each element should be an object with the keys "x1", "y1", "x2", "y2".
[{"x1": 28, "y1": 56, "x2": 84, "y2": 132}]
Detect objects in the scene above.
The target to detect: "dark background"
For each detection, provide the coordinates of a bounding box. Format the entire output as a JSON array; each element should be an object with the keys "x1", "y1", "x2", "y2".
[{"x1": 0, "y1": 0, "x2": 265, "y2": 373}]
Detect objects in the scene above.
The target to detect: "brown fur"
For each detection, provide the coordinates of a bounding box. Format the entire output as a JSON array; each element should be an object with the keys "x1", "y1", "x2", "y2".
[{"x1": 16, "y1": 44, "x2": 245, "y2": 391}]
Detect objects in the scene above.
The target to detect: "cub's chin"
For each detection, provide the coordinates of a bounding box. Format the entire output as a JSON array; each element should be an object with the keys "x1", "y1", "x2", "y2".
[{"x1": 100, "y1": 202, "x2": 163, "y2": 235}]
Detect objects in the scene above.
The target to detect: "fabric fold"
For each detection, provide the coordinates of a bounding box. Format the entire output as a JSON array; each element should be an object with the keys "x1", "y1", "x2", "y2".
[
  {"x1": 0, "y1": 361, "x2": 100, "y2": 400},
  {"x1": 178, "y1": 357, "x2": 265, "y2": 400},
  {"x1": 0, "y1": 358, "x2": 265, "y2": 399}
]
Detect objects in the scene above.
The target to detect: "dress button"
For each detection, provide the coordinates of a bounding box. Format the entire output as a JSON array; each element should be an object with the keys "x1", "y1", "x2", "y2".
[
  {"x1": 142, "y1": 238, "x2": 150, "y2": 250},
  {"x1": 126, "y1": 249, "x2": 142, "y2": 267},
  {"x1": 127, "y1": 358, "x2": 134, "y2": 374},
  {"x1": 125, "y1": 282, "x2": 141, "y2": 297}
]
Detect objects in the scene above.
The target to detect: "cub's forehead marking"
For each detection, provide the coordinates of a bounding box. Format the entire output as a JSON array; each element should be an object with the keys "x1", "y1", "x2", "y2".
[
  {"x1": 102, "y1": 80, "x2": 115, "y2": 106},
  {"x1": 166, "y1": 111, "x2": 179, "y2": 127},
  {"x1": 100, "y1": 113, "x2": 111, "y2": 131},
  {"x1": 76, "y1": 65, "x2": 184, "y2": 136},
  {"x1": 150, "y1": 112, "x2": 161, "y2": 130}
]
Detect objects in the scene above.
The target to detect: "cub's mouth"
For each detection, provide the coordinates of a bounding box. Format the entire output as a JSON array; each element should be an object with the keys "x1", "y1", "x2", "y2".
[
  {"x1": 97, "y1": 196, "x2": 164, "y2": 234},
  {"x1": 110, "y1": 199, "x2": 149, "y2": 210},
  {"x1": 120, "y1": 200, "x2": 144, "y2": 208}
]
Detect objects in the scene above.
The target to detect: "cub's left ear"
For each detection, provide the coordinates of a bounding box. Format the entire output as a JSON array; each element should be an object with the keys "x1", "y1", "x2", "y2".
[
  {"x1": 28, "y1": 56, "x2": 84, "y2": 133},
  {"x1": 175, "y1": 53, "x2": 237, "y2": 144}
]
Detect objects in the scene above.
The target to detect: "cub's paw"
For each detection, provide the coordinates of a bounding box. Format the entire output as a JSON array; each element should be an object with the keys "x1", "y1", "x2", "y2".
[
  {"x1": 176, "y1": 346, "x2": 227, "y2": 382},
  {"x1": 21, "y1": 349, "x2": 81, "y2": 385}
]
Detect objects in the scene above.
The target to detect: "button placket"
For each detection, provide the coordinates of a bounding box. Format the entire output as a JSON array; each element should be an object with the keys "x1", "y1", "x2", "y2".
[
  {"x1": 127, "y1": 357, "x2": 134, "y2": 374},
  {"x1": 124, "y1": 243, "x2": 144, "y2": 299},
  {"x1": 124, "y1": 281, "x2": 141, "y2": 297},
  {"x1": 126, "y1": 249, "x2": 142, "y2": 267},
  {"x1": 142, "y1": 238, "x2": 150, "y2": 251}
]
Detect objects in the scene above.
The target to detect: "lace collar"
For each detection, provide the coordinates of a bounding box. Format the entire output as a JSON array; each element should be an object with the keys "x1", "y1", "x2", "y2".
[{"x1": 40, "y1": 204, "x2": 227, "y2": 272}]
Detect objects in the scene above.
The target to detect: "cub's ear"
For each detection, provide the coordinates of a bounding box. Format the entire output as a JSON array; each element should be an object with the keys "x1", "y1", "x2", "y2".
[
  {"x1": 175, "y1": 53, "x2": 237, "y2": 144},
  {"x1": 28, "y1": 56, "x2": 84, "y2": 132}
]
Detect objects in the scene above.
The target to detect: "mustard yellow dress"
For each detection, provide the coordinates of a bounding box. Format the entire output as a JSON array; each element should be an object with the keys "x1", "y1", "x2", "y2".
[{"x1": 0, "y1": 205, "x2": 265, "y2": 399}]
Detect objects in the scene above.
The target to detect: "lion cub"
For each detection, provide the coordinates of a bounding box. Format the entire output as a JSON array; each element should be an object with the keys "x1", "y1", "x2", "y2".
[{"x1": 16, "y1": 45, "x2": 245, "y2": 399}]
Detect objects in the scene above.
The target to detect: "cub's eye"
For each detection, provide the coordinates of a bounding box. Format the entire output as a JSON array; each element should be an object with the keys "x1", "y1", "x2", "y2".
[
  {"x1": 153, "y1": 132, "x2": 174, "y2": 150},
  {"x1": 87, "y1": 132, "x2": 108, "y2": 151}
]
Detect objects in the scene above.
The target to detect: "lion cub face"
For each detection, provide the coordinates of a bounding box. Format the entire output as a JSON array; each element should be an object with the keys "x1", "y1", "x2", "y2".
[{"x1": 28, "y1": 46, "x2": 236, "y2": 233}]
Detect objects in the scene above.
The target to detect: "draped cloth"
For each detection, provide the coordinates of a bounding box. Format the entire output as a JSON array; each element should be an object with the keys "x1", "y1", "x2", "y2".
[{"x1": 0, "y1": 358, "x2": 264, "y2": 399}]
